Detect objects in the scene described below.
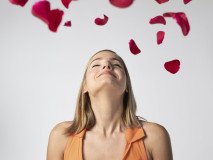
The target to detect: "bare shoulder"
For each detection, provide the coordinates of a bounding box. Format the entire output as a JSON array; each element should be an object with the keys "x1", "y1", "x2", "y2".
[
  {"x1": 140, "y1": 120, "x2": 173, "y2": 160},
  {"x1": 46, "y1": 121, "x2": 73, "y2": 160}
]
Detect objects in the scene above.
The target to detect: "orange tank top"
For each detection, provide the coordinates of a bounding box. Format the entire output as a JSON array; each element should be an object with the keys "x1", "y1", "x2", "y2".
[{"x1": 64, "y1": 127, "x2": 148, "y2": 160}]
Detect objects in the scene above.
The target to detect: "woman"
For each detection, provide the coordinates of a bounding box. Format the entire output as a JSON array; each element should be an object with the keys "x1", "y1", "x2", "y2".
[{"x1": 46, "y1": 50, "x2": 173, "y2": 160}]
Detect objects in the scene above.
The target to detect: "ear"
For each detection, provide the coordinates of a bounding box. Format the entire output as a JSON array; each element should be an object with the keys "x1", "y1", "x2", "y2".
[{"x1": 83, "y1": 82, "x2": 88, "y2": 93}]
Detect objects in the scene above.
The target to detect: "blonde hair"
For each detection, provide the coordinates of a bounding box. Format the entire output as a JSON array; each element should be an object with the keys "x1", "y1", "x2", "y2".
[{"x1": 64, "y1": 49, "x2": 145, "y2": 135}]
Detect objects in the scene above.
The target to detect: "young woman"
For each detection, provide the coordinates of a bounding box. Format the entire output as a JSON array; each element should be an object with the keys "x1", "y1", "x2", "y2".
[{"x1": 46, "y1": 50, "x2": 173, "y2": 160}]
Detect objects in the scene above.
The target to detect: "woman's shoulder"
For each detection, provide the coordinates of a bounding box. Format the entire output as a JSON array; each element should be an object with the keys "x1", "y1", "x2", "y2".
[
  {"x1": 46, "y1": 121, "x2": 73, "y2": 159},
  {"x1": 139, "y1": 120, "x2": 173, "y2": 160}
]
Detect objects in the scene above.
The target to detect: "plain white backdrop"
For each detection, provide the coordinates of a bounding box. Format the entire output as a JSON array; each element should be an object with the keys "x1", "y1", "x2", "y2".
[{"x1": 0, "y1": 0, "x2": 213, "y2": 159}]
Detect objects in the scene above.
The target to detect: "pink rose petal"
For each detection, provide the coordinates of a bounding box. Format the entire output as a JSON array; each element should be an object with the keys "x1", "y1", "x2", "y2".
[
  {"x1": 95, "y1": 14, "x2": 108, "y2": 25},
  {"x1": 149, "y1": 16, "x2": 166, "y2": 25},
  {"x1": 64, "y1": 20, "x2": 71, "y2": 27},
  {"x1": 61, "y1": 0, "x2": 72, "y2": 9},
  {"x1": 32, "y1": 0, "x2": 64, "y2": 32},
  {"x1": 164, "y1": 59, "x2": 180, "y2": 74},
  {"x1": 155, "y1": 0, "x2": 169, "y2": 4},
  {"x1": 163, "y1": 12, "x2": 190, "y2": 36},
  {"x1": 109, "y1": 0, "x2": 133, "y2": 8},
  {"x1": 129, "y1": 39, "x2": 141, "y2": 55},
  {"x1": 184, "y1": 0, "x2": 192, "y2": 4},
  {"x1": 157, "y1": 31, "x2": 165, "y2": 45},
  {"x1": 9, "y1": 0, "x2": 28, "y2": 7}
]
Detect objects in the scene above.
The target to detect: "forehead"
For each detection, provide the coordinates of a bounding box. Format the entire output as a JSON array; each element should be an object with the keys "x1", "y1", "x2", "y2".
[{"x1": 89, "y1": 51, "x2": 120, "y2": 63}]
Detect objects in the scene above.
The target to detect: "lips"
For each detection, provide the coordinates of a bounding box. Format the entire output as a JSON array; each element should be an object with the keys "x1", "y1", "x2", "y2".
[{"x1": 98, "y1": 71, "x2": 116, "y2": 78}]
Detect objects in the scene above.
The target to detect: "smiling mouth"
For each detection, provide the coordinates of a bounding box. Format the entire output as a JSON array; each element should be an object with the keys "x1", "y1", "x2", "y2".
[{"x1": 99, "y1": 72, "x2": 116, "y2": 78}]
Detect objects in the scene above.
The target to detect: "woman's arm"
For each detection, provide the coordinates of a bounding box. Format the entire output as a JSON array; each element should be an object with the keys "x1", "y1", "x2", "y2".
[
  {"x1": 143, "y1": 122, "x2": 173, "y2": 160},
  {"x1": 46, "y1": 122, "x2": 70, "y2": 160}
]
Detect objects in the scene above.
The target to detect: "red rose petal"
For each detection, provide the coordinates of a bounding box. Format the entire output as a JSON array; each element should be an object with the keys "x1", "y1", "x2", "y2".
[
  {"x1": 184, "y1": 0, "x2": 192, "y2": 4},
  {"x1": 61, "y1": 0, "x2": 72, "y2": 9},
  {"x1": 157, "y1": 31, "x2": 165, "y2": 45},
  {"x1": 9, "y1": 0, "x2": 28, "y2": 7},
  {"x1": 149, "y1": 16, "x2": 166, "y2": 25},
  {"x1": 163, "y1": 12, "x2": 190, "y2": 36},
  {"x1": 129, "y1": 39, "x2": 141, "y2": 55},
  {"x1": 95, "y1": 14, "x2": 108, "y2": 25},
  {"x1": 48, "y1": 9, "x2": 64, "y2": 32},
  {"x1": 155, "y1": 0, "x2": 169, "y2": 4},
  {"x1": 64, "y1": 20, "x2": 71, "y2": 27},
  {"x1": 164, "y1": 59, "x2": 180, "y2": 74},
  {"x1": 32, "y1": 1, "x2": 64, "y2": 32},
  {"x1": 32, "y1": 0, "x2": 50, "y2": 25},
  {"x1": 109, "y1": 0, "x2": 133, "y2": 8}
]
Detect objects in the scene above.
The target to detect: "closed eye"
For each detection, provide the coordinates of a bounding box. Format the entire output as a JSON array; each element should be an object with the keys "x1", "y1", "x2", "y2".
[
  {"x1": 113, "y1": 64, "x2": 121, "y2": 67},
  {"x1": 92, "y1": 64, "x2": 100, "y2": 68}
]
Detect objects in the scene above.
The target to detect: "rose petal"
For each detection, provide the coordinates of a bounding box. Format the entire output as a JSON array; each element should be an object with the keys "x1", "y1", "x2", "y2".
[
  {"x1": 32, "y1": 0, "x2": 50, "y2": 24},
  {"x1": 163, "y1": 12, "x2": 190, "y2": 36},
  {"x1": 48, "y1": 9, "x2": 64, "y2": 32},
  {"x1": 9, "y1": 0, "x2": 28, "y2": 7},
  {"x1": 149, "y1": 16, "x2": 166, "y2": 25},
  {"x1": 155, "y1": 0, "x2": 169, "y2": 4},
  {"x1": 129, "y1": 39, "x2": 141, "y2": 55},
  {"x1": 157, "y1": 31, "x2": 165, "y2": 45},
  {"x1": 183, "y1": 0, "x2": 192, "y2": 4},
  {"x1": 32, "y1": 1, "x2": 64, "y2": 32},
  {"x1": 109, "y1": 0, "x2": 133, "y2": 8},
  {"x1": 164, "y1": 59, "x2": 180, "y2": 74},
  {"x1": 61, "y1": 0, "x2": 72, "y2": 9},
  {"x1": 64, "y1": 20, "x2": 71, "y2": 27},
  {"x1": 95, "y1": 14, "x2": 108, "y2": 25}
]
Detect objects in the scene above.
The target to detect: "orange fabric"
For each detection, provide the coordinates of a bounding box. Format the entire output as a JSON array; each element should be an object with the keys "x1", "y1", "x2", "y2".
[{"x1": 64, "y1": 127, "x2": 148, "y2": 160}]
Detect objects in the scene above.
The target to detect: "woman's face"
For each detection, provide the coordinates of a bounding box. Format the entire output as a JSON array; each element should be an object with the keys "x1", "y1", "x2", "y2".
[{"x1": 84, "y1": 51, "x2": 127, "y2": 96}]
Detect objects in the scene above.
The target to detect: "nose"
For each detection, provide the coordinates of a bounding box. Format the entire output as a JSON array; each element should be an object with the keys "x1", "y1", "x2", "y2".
[{"x1": 102, "y1": 62, "x2": 112, "y2": 70}]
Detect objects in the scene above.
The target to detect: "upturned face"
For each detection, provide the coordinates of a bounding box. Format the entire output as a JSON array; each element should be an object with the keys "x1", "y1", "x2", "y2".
[{"x1": 83, "y1": 51, "x2": 127, "y2": 97}]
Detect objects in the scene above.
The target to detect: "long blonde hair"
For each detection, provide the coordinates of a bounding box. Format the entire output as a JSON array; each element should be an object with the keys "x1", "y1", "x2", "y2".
[{"x1": 64, "y1": 49, "x2": 145, "y2": 135}]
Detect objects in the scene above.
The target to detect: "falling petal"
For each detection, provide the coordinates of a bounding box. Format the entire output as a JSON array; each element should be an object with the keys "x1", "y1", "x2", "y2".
[
  {"x1": 32, "y1": 1, "x2": 64, "y2": 32},
  {"x1": 183, "y1": 0, "x2": 192, "y2": 4},
  {"x1": 149, "y1": 16, "x2": 166, "y2": 25},
  {"x1": 48, "y1": 9, "x2": 64, "y2": 32},
  {"x1": 9, "y1": 0, "x2": 28, "y2": 7},
  {"x1": 109, "y1": 0, "x2": 133, "y2": 8},
  {"x1": 31, "y1": 0, "x2": 50, "y2": 24},
  {"x1": 95, "y1": 14, "x2": 108, "y2": 25},
  {"x1": 129, "y1": 39, "x2": 141, "y2": 55},
  {"x1": 163, "y1": 12, "x2": 190, "y2": 36},
  {"x1": 61, "y1": 0, "x2": 72, "y2": 9},
  {"x1": 155, "y1": 0, "x2": 169, "y2": 4},
  {"x1": 64, "y1": 20, "x2": 71, "y2": 27},
  {"x1": 157, "y1": 31, "x2": 165, "y2": 45},
  {"x1": 164, "y1": 59, "x2": 180, "y2": 74}
]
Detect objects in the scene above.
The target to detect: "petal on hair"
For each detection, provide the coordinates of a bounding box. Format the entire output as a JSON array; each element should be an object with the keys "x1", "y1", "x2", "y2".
[
  {"x1": 155, "y1": 0, "x2": 169, "y2": 4},
  {"x1": 129, "y1": 39, "x2": 141, "y2": 55},
  {"x1": 163, "y1": 12, "x2": 190, "y2": 36},
  {"x1": 9, "y1": 0, "x2": 28, "y2": 7},
  {"x1": 164, "y1": 59, "x2": 180, "y2": 74},
  {"x1": 109, "y1": 0, "x2": 133, "y2": 8},
  {"x1": 32, "y1": 1, "x2": 64, "y2": 32},
  {"x1": 157, "y1": 31, "x2": 165, "y2": 45},
  {"x1": 149, "y1": 16, "x2": 166, "y2": 25},
  {"x1": 183, "y1": 0, "x2": 192, "y2": 4},
  {"x1": 64, "y1": 20, "x2": 71, "y2": 27},
  {"x1": 94, "y1": 14, "x2": 108, "y2": 25},
  {"x1": 61, "y1": 0, "x2": 72, "y2": 9}
]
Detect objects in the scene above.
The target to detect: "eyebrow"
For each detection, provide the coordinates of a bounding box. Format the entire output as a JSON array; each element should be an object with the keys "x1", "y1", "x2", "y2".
[{"x1": 90, "y1": 57, "x2": 121, "y2": 65}]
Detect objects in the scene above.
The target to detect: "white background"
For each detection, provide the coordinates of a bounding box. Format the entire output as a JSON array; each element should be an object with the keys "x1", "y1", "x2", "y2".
[{"x1": 0, "y1": 0, "x2": 213, "y2": 159}]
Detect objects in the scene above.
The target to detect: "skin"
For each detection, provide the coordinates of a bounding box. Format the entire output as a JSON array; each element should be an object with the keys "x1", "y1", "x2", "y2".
[{"x1": 46, "y1": 51, "x2": 173, "y2": 160}]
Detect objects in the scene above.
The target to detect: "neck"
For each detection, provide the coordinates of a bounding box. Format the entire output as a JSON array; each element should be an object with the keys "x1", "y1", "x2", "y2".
[{"x1": 90, "y1": 92, "x2": 124, "y2": 137}]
